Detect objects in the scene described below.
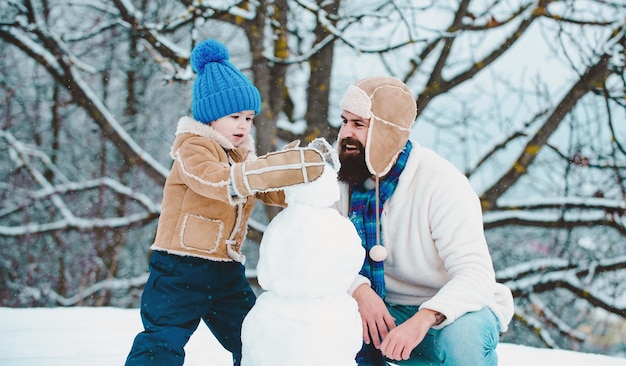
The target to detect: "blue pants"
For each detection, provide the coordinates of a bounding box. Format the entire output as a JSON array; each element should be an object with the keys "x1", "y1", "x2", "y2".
[
  {"x1": 125, "y1": 251, "x2": 256, "y2": 366},
  {"x1": 357, "y1": 305, "x2": 500, "y2": 366}
]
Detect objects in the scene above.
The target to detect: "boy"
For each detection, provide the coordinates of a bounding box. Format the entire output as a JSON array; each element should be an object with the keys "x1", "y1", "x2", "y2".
[{"x1": 126, "y1": 39, "x2": 324, "y2": 366}]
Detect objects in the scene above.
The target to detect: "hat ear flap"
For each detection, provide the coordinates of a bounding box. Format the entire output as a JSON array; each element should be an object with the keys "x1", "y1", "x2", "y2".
[
  {"x1": 365, "y1": 82, "x2": 415, "y2": 176},
  {"x1": 365, "y1": 116, "x2": 411, "y2": 177}
]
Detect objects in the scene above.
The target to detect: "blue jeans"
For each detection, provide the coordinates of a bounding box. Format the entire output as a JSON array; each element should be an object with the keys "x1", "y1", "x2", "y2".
[
  {"x1": 125, "y1": 251, "x2": 256, "y2": 366},
  {"x1": 358, "y1": 305, "x2": 500, "y2": 366}
]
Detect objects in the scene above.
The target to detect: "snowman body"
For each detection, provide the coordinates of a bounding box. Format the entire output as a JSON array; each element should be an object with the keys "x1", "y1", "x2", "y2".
[{"x1": 241, "y1": 161, "x2": 365, "y2": 366}]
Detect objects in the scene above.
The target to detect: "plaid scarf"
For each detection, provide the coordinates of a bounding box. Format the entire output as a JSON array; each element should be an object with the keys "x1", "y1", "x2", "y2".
[{"x1": 349, "y1": 141, "x2": 412, "y2": 299}]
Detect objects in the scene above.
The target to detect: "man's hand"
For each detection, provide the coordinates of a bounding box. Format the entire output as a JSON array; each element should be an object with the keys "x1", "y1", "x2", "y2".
[
  {"x1": 352, "y1": 284, "x2": 396, "y2": 349},
  {"x1": 379, "y1": 308, "x2": 442, "y2": 361}
]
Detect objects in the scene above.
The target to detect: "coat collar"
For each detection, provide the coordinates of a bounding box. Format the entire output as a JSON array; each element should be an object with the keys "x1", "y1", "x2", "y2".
[{"x1": 174, "y1": 116, "x2": 256, "y2": 154}]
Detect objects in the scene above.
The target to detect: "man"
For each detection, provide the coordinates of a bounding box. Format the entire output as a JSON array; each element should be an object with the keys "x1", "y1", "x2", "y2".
[{"x1": 334, "y1": 76, "x2": 514, "y2": 365}]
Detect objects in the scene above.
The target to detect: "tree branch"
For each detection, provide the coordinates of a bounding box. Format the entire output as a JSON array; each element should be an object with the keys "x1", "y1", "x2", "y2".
[
  {"x1": 500, "y1": 255, "x2": 626, "y2": 317},
  {"x1": 480, "y1": 27, "x2": 623, "y2": 210}
]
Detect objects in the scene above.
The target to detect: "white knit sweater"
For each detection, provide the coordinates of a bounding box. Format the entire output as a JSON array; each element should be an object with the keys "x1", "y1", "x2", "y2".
[{"x1": 337, "y1": 140, "x2": 514, "y2": 332}]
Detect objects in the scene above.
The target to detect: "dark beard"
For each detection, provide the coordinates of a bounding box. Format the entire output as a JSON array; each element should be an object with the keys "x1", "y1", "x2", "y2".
[{"x1": 338, "y1": 138, "x2": 371, "y2": 186}]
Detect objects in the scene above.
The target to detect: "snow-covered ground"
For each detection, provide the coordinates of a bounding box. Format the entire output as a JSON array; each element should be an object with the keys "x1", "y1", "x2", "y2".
[{"x1": 1, "y1": 306, "x2": 625, "y2": 365}]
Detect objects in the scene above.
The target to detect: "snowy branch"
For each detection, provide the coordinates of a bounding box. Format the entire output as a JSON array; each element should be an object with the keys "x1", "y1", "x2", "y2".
[
  {"x1": 111, "y1": 0, "x2": 190, "y2": 63},
  {"x1": 513, "y1": 304, "x2": 560, "y2": 349},
  {"x1": 8, "y1": 273, "x2": 149, "y2": 307},
  {"x1": 527, "y1": 294, "x2": 587, "y2": 343},
  {"x1": 480, "y1": 24, "x2": 625, "y2": 210},
  {"x1": 483, "y1": 210, "x2": 626, "y2": 235},
  {"x1": 499, "y1": 255, "x2": 626, "y2": 317},
  {"x1": 0, "y1": 130, "x2": 161, "y2": 237},
  {"x1": 0, "y1": 9, "x2": 170, "y2": 184}
]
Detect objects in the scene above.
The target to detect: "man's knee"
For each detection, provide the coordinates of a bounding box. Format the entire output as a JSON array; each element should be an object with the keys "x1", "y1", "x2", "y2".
[{"x1": 435, "y1": 308, "x2": 499, "y2": 365}]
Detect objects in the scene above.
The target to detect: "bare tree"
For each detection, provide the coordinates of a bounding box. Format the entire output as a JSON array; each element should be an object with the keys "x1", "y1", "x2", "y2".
[{"x1": 1, "y1": 0, "x2": 625, "y2": 355}]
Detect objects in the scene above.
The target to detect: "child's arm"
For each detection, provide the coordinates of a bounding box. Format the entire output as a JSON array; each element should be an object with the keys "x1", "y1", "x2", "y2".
[{"x1": 230, "y1": 146, "x2": 324, "y2": 197}]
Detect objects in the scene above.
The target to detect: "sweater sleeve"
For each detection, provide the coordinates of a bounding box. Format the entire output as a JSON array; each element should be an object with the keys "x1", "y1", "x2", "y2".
[{"x1": 418, "y1": 163, "x2": 497, "y2": 327}]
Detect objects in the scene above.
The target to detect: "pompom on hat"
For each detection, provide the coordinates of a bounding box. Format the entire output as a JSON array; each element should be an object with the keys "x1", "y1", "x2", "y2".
[
  {"x1": 190, "y1": 39, "x2": 261, "y2": 123},
  {"x1": 340, "y1": 76, "x2": 417, "y2": 177}
]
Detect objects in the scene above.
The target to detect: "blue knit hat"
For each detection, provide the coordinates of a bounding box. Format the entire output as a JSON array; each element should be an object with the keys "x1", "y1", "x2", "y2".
[{"x1": 190, "y1": 39, "x2": 261, "y2": 123}]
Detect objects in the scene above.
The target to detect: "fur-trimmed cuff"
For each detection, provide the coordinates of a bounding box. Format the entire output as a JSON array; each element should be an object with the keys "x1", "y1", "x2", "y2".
[
  {"x1": 348, "y1": 275, "x2": 371, "y2": 296},
  {"x1": 230, "y1": 163, "x2": 250, "y2": 197}
]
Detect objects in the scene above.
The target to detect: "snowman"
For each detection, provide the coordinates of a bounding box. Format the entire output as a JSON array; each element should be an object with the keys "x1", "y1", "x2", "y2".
[{"x1": 241, "y1": 138, "x2": 365, "y2": 366}]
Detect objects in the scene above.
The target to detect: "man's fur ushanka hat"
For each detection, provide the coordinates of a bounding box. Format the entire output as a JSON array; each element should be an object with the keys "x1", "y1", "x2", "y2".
[{"x1": 340, "y1": 76, "x2": 417, "y2": 177}]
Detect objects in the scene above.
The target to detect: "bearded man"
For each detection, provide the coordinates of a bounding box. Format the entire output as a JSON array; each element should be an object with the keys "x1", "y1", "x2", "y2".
[{"x1": 334, "y1": 76, "x2": 514, "y2": 366}]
